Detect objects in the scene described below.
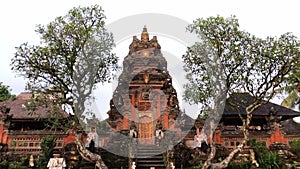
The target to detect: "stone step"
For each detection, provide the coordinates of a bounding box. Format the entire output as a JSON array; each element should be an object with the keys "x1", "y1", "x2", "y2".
[
  {"x1": 137, "y1": 159, "x2": 165, "y2": 164},
  {"x1": 137, "y1": 145, "x2": 164, "y2": 151},
  {"x1": 138, "y1": 163, "x2": 165, "y2": 167},
  {"x1": 136, "y1": 151, "x2": 162, "y2": 156},
  {"x1": 135, "y1": 145, "x2": 166, "y2": 169},
  {"x1": 135, "y1": 154, "x2": 163, "y2": 159},
  {"x1": 137, "y1": 148, "x2": 163, "y2": 152}
]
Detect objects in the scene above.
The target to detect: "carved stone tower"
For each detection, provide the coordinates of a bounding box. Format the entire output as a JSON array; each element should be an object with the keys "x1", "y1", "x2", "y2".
[{"x1": 107, "y1": 27, "x2": 180, "y2": 144}]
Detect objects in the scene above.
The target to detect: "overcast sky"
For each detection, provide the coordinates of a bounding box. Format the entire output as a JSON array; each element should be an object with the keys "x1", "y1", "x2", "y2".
[{"x1": 1, "y1": 0, "x2": 299, "y2": 119}]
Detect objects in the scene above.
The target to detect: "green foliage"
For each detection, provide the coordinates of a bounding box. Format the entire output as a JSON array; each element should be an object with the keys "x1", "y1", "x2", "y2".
[
  {"x1": 0, "y1": 160, "x2": 8, "y2": 168},
  {"x1": 227, "y1": 161, "x2": 250, "y2": 169},
  {"x1": 196, "y1": 162, "x2": 204, "y2": 169},
  {"x1": 0, "y1": 82, "x2": 15, "y2": 102},
  {"x1": 283, "y1": 57, "x2": 300, "y2": 94},
  {"x1": 290, "y1": 138, "x2": 300, "y2": 158},
  {"x1": 248, "y1": 138, "x2": 268, "y2": 158},
  {"x1": 11, "y1": 4, "x2": 118, "y2": 122},
  {"x1": 8, "y1": 161, "x2": 27, "y2": 169},
  {"x1": 38, "y1": 136, "x2": 56, "y2": 169},
  {"x1": 248, "y1": 139, "x2": 283, "y2": 169},
  {"x1": 183, "y1": 15, "x2": 300, "y2": 106},
  {"x1": 183, "y1": 15, "x2": 247, "y2": 106},
  {"x1": 258, "y1": 152, "x2": 283, "y2": 169},
  {"x1": 183, "y1": 15, "x2": 300, "y2": 168},
  {"x1": 20, "y1": 156, "x2": 28, "y2": 166},
  {"x1": 281, "y1": 89, "x2": 299, "y2": 109}
]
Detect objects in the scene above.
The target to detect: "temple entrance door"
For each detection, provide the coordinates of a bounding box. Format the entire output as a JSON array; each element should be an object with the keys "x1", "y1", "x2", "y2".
[{"x1": 138, "y1": 113, "x2": 154, "y2": 144}]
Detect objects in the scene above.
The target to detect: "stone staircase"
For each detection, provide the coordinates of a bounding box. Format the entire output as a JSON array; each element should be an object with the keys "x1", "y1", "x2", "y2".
[{"x1": 135, "y1": 144, "x2": 166, "y2": 169}]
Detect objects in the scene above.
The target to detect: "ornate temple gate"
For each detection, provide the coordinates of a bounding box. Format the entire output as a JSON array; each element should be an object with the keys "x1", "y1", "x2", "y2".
[
  {"x1": 138, "y1": 111, "x2": 154, "y2": 144},
  {"x1": 107, "y1": 27, "x2": 181, "y2": 148}
]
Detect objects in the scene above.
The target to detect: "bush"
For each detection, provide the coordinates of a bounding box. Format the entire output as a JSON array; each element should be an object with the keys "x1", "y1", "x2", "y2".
[
  {"x1": 247, "y1": 138, "x2": 268, "y2": 158},
  {"x1": 0, "y1": 160, "x2": 8, "y2": 169},
  {"x1": 8, "y1": 161, "x2": 27, "y2": 169},
  {"x1": 38, "y1": 136, "x2": 56, "y2": 169},
  {"x1": 227, "y1": 161, "x2": 250, "y2": 169},
  {"x1": 258, "y1": 152, "x2": 283, "y2": 169},
  {"x1": 290, "y1": 138, "x2": 300, "y2": 159},
  {"x1": 20, "y1": 157, "x2": 28, "y2": 166},
  {"x1": 247, "y1": 138, "x2": 284, "y2": 169}
]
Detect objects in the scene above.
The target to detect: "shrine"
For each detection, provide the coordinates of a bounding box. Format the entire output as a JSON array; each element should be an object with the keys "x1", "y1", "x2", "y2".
[
  {"x1": 0, "y1": 92, "x2": 77, "y2": 156},
  {"x1": 214, "y1": 93, "x2": 300, "y2": 148},
  {"x1": 107, "y1": 26, "x2": 181, "y2": 145},
  {"x1": 1, "y1": 26, "x2": 300, "y2": 169},
  {"x1": 104, "y1": 27, "x2": 300, "y2": 168}
]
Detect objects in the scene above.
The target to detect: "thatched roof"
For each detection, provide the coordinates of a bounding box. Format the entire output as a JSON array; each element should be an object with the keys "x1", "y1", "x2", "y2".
[
  {"x1": 0, "y1": 92, "x2": 68, "y2": 120},
  {"x1": 281, "y1": 119, "x2": 300, "y2": 135},
  {"x1": 224, "y1": 93, "x2": 300, "y2": 119}
]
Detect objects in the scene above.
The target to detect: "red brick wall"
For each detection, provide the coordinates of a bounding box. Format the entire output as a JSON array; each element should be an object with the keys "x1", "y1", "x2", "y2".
[
  {"x1": 213, "y1": 130, "x2": 222, "y2": 143},
  {"x1": 63, "y1": 135, "x2": 76, "y2": 146},
  {"x1": 163, "y1": 113, "x2": 168, "y2": 129},
  {"x1": 116, "y1": 121, "x2": 121, "y2": 131},
  {"x1": 266, "y1": 125, "x2": 288, "y2": 147},
  {"x1": 123, "y1": 115, "x2": 129, "y2": 130},
  {"x1": 0, "y1": 124, "x2": 8, "y2": 144},
  {"x1": 0, "y1": 124, "x2": 3, "y2": 143}
]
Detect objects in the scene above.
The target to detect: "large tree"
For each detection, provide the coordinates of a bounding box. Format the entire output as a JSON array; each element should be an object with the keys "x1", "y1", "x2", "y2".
[
  {"x1": 280, "y1": 84, "x2": 300, "y2": 109},
  {"x1": 0, "y1": 82, "x2": 15, "y2": 102},
  {"x1": 279, "y1": 57, "x2": 300, "y2": 109},
  {"x1": 11, "y1": 5, "x2": 118, "y2": 169},
  {"x1": 183, "y1": 15, "x2": 300, "y2": 169},
  {"x1": 280, "y1": 64, "x2": 300, "y2": 109}
]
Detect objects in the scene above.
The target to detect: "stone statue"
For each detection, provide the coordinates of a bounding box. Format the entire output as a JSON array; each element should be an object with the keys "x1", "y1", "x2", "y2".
[
  {"x1": 128, "y1": 26, "x2": 161, "y2": 55},
  {"x1": 150, "y1": 36, "x2": 161, "y2": 49},
  {"x1": 131, "y1": 162, "x2": 136, "y2": 169},
  {"x1": 29, "y1": 155, "x2": 34, "y2": 167},
  {"x1": 141, "y1": 26, "x2": 149, "y2": 42},
  {"x1": 266, "y1": 107, "x2": 282, "y2": 130},
  {"x1": 170, "y1": 162, "x2": 175, "y2": 169},
  {"x1": 0, "y1": 104, "x2": 12, "y2": 126},
  {"x1": 129, "y1": 36, "x2": 140, "y2": 54}
]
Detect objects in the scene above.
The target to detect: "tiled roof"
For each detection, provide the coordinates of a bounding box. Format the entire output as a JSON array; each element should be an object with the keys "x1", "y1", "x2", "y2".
[
  {"x1": 0, "y1": 92, "x2": 68, "y2": 119},
  {"x1": 281, "y1": 119, "x2": 300, "y2": 135},
  {"x1": 224, "y1": 93, "x2": 300, "y2": 118}
]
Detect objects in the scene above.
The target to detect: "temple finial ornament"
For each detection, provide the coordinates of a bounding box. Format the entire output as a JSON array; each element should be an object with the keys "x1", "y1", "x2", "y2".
[
  {"x1": 143, "y1": 25, "x2": 147, "y2": 32},
  {"x1": 141, "y1": 25, "x2": 149, "y2": 42},
  {"x1": 128, "y1": 26, "x2": 161, "y2": 55}
]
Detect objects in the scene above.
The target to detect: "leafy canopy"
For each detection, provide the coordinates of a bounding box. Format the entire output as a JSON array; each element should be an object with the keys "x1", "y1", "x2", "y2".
[
  {"x1": 11, "y1": 5, "x2": 118, "y2": 119},
  {"x1": 0, "y1": 82, "x2": 15, "y2": 102},
  {"x1": 183, "y1": 15, "x2": 300, "y2": 168},
  {"x1": 183, "y1": 15, "x2": 300, "y2": 108}
]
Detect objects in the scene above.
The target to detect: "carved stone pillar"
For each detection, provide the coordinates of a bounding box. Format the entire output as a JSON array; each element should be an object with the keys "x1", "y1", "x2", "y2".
[
  {"x1": 123, "y1": 114, "x2": 129, "y2": 130},
  {"x1": 131, "y1": 94, "x2": 136, "y2": 122},
  {"x1": 163, "y1": 113, "x2": 168, "y2": 130},
  {"x1": 157, "y1": 94, "x2": 161, "y2": 121}
]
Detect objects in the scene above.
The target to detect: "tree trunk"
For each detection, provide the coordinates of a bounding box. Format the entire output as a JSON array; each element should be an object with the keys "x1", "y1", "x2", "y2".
[
  {"x1": 74, "y1": 133, "x2": 108, "y2": 169},
  {"x1": 202, "y1": 142, "x2": 216, "y2": 169},
  {"x1": 203, "y1": 106, "x2": 254, "y2": 169}
]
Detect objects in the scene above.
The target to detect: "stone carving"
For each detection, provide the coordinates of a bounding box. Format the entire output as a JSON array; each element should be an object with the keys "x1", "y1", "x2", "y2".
[
  {"x1": 0, "y1": 104, "x2": 12, "y2": 126},
  {"x1": 156, "y1": 120, "x2": 163, "y2": 129},
  {"x1": 128, "y1": 26, "x2": 161, "y2": 55},
  {"x1": 131, "y1": 162, "x2": 136, "y2": 169},
  {"x1": 107, "y1": 27, "x2": 181, "y2": 136},
  {"x1": 266, "y1": 107, "x2": 282, "y2": 130}
]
